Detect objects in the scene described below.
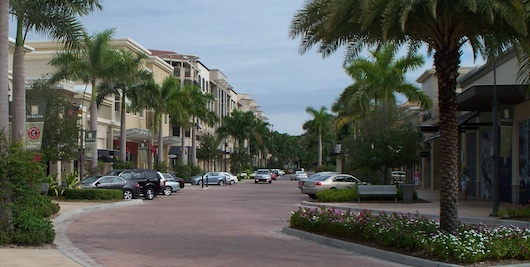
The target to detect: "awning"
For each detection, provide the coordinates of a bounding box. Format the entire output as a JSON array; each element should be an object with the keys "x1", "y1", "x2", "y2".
[
  {"x1": 98, "y1": 155, "x2": 119, "y2": 163},
  {"x1": 457, "y1": 84, "x2": 525, "y2": 111}
]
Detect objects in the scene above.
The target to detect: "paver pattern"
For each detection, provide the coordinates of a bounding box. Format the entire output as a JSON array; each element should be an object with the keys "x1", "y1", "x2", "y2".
[{"x1": 66, "y1": 177, "x2": 407, "y2": 267}]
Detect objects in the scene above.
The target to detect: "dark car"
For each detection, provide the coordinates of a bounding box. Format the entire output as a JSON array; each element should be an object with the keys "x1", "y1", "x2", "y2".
[
  {"x1": 105, "y1": 169, "x2": 166, "y2": 200},
  {"x1": 80, "y1": 175, "x2": 140, "y2": 200}
]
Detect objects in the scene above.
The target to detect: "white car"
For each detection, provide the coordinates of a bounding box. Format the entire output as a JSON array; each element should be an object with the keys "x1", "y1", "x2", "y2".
[
  {"x1": 220, "y1": 172, "x2": 238, "y2": 185},
  {"x1": 292, "y1": 171, "x2": 308, "y2": 180}
]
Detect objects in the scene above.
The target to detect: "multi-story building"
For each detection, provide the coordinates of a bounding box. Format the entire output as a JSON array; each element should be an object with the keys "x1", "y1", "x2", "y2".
[{"x1": 15, "y1": 37, "x2": 267, "y2": 179}]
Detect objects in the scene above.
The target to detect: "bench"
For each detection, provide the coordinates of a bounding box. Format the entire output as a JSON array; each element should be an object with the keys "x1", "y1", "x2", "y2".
[{"x1": 357, "y1": 185, "x2": 397, "y2": 203}]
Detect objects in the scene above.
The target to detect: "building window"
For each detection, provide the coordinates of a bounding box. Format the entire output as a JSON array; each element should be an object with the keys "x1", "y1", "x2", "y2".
[{"x1": 114, "y1": 95, "x2": 120, "y2": 111}]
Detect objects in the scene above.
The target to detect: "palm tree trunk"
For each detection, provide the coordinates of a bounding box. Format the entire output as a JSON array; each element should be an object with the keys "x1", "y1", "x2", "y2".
[
  {"x1": 120, "y1": 96, "x2": 126, "y2": 161},
  {"x1": 191, "y1": 119, "x2": 196, "y2": 166},
  {"x1": 89, "y1": 81, "x2": 98, "y2": 171},
  {"x1": 180, "y1": 126, "x2": 185, "y2": 164},
  {"x1": 158, "y1": 119, "x2": 163, "y2": 164},
  {"x1": 0, "y1": 0, "x2": 13, "y2": 237},
  {"x1": 0, "y1": 1, "x2": 8, "y2": 134},
  {"x1": 318, "y1": 128, "x2": 322, "y2": 166},
  {"x1": 12, "y1": 18, "x2": 26, "y2": 143},
  {"x1": 434, "y1": 49, "x2": 460, "y2": 234}
]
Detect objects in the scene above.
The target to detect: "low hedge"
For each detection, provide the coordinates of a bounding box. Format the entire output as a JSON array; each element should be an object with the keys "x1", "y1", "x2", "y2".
[
  {"x1": 315, "y1": 186, "x2": 418, "y2": 202},
  {"x1": 64, "y1": 188, "x2": 122, "y2": 200}
]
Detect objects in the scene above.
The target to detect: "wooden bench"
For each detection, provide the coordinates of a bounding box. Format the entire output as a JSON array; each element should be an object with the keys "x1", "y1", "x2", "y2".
[{"x1": 357, "y1": 185, "x2": 397, "y2": 203}]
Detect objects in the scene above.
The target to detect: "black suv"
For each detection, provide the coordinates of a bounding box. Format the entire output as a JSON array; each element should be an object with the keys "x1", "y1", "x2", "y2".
[{"x1": 106, "y1": 169, "x2": 166, "y2": 200}]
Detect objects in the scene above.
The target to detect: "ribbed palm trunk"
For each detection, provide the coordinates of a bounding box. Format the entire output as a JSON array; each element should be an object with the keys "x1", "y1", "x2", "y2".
[
  {"x1": 12, "y1": 45, "x2": 25, "y2": 143},
  {"x1": 89, "y1": 81, "x2": 98, "y2": 171},
  {"x1": 434, "y1": 48, "x2": 460, "y2": 234},
  {"x1": 191, "y1": 120, "x2": 196, "y2": 166},
  {"x1": 180, "y1": 126, "x2": 186, "y2": 164},
  {"x1": 120, "y1": 98, "x2": 126, "y2": 161},
  {"x1": 0, "y1": 1, "x2": 8, "y2": 134},
  {"x1": 0, "y1": 0, "x2": 13, "y2": 237},
  {"x1": 158, "y1": 119, "x2": 163, "y2": 163},
  {"x1": 318, "y1": 128, "x2": 322, "y2": 166}
]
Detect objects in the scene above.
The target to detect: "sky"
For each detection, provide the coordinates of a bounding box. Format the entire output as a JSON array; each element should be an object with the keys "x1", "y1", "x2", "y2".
[{"x1": 12, "y1": 0, "x2": 484, "y2": 136}]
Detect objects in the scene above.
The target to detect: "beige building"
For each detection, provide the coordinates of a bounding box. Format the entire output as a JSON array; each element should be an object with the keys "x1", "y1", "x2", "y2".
[{"x1": 17, "y1": 37, "x2": 267, "y2": 179}]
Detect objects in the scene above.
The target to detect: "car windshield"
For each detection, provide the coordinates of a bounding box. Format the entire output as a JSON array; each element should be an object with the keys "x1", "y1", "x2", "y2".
[
  {"x1": 296, "y1": 171, "x2": 305, "y2": 175},
  {"x1": 162, "y1": 173, "x2": 175, "y2": 181},
  {"x1": 257, "y1": 170, "x2": 269, "y2": 174}
]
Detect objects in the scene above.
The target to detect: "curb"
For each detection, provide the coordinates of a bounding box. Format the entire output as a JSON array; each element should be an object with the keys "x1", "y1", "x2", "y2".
[
  {"x1": 52, "y1": 200, "x2": 144, "y2": 267},
  {"x1": 282, "y1": 227, "x2": 461, "y2": 267}
]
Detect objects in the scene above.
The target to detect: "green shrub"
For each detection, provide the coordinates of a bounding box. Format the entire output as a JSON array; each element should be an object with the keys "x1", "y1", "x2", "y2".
[
  {"x1": 498, "y1": 204, "x2": 530, "y2": 218},
  {"x1": 317, "y1": 188, "x2": 357, "y2": 202},
  {"x1": 64, "y1": 188, "x2": 122, "y2": 200},
  {"x1": 112, "y1": 161, "x2": 135, "y2": 170},
  {"x1": 12, "y1": 211, "x2": 54, "y2": 245},
  {"x1": 12, "y1": 194, "x2": 59, "y2": 218},
  {"x1": 154, "y1": 161, "x2": 168, "y2": 173}
]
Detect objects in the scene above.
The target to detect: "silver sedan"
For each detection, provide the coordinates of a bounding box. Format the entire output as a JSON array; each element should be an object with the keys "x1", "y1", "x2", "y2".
[{"x1": 301, "y1": 173, "x2": 367, "y2": 199}]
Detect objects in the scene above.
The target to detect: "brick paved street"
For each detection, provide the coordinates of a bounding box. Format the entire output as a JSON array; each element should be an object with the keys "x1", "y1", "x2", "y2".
[{"x1": 65, "y1": 177, "x2": 407, "y2": 267}]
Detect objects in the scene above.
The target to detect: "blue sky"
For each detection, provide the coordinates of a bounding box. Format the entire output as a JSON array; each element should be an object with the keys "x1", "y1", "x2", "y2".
[{"x1": 11, "y1": 1, "x2": 483, "y2": 135}]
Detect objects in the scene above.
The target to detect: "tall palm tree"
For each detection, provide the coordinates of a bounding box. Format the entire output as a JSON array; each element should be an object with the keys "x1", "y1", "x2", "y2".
[
  {"x1": 333, "y1": 43, "x2": 432, "y2": 133},
  {"x1": 304, "y1": 106, "x2": 333, "y2": 166},
  {"x1": 97, "y1": 49, "x2": 152, "y2": 162},
  {"x1": 49, "y1": 28, "x2": 116, "y2": 171},
  {"x1": 187, "y1": 86, "x2": 217, "y2": 166},
  {"x1": 290, "y1": 0, "x2": 530, "y2": 233},
  {"x1": 9, "y1": 0, "x2": 102, "y2": 143},
  {"x1": 140, "y1": 76, "x2": 180, "y2": 164},
  {"x1": 0, "y1": 0, "x2": 8, "y2": 135}
]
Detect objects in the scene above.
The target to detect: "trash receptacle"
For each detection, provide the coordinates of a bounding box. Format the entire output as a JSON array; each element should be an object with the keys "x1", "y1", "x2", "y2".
[{"x1": 401, "y1": 184, "x2": 415, "y2": 203}]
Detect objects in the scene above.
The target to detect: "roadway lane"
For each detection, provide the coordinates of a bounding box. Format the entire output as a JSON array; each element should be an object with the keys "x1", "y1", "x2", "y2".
[{"x1": 66, "y1": 176, "x2": 407, "y2": 267}]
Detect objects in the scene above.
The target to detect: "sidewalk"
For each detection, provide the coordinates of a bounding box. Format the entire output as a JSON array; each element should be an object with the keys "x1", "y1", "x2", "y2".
[{"x1": 0, "y1": 189, "x2": 526, "y2": 267}]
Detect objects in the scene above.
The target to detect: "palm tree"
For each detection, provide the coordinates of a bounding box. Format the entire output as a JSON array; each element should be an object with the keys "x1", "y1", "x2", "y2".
[
  {"x1": 303, "y1": 106, "x2": 334, "y2": 167},
  {"x1": 186, "y1": 86, "x2": 217, "y2": 167},
  {"x1": 333, "y1": 43, "x2": 432, "y2": 138},
  {"x1": 97, "y1": 49, "x2": 152, "y2": 162},
  {"x1": 49, "y1": 28, "x2": 115, "y2": 171},
  {"x1": 290, "y1": 0, "x2": 530, "y2": 233},
  {"x1": 343, "y1": 43, "x2": 431, "y2": 113},
  {"x1": 0, "y1": 1, "x2": 8, "y2": 135},
  {"x1": 9, "y1": 0, "x2": 102, "y2": 143},
  {"x1": 140, "y1": 76, "x2": 180, "y2": 164},
  {"x1": 217, "y1": 109, "x2": 256, "y2": 169}
]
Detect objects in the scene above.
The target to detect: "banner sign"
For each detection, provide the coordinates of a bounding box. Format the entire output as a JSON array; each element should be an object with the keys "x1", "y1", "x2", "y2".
[
  {"x1": 25, "y1": 102, "x2": 46, "y2": 151},
  {"x1": 84, "y1": 131, "x2": 96, "y2": 160}
]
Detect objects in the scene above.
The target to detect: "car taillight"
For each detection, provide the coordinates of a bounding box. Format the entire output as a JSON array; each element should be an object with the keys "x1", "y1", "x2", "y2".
[
  {"x1": 135, "y1": 183, "x2": 140, "y2": 188},
  {"x1": 316, "y1": 182, "x2": 322, "y2": 186}
]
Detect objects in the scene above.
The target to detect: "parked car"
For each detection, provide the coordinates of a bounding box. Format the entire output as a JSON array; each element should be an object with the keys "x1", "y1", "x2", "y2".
[
  {"x1": 271, "y1": 169, "x2": 284, "y2": 177},
  {"x1": 105, "y1": 169, "x2": 166, "y2": 200},
  {"x1": 80, "y1": 175, "x2": 140, "y2": 200},
  {"x1": 297, "y1": 171, "x2": 337, "y2": 192},
  {"x1": 220, "y1": 172, "x2": 238, "y2": 185},
  {"x1": 254, "y1": 169, "x2": 272, "y2": 184},
  {"x1": 301, "y1": 173, "x2": 368, "y2": 199},
  {"x1": 161, "y1": 173, "x2": 182, "y2": 195},
  {"x1": 291, "y1": 170, "x2": 308, "y2": 180},
  {"x1": 191, "y1": 172, "x2": 228, "y2": 186},
  {"x1": 391, "y1": 170, "x2": 406, "y2": 184}
]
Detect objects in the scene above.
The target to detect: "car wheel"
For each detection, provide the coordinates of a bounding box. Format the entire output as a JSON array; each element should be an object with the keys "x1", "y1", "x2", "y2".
[
  {"x1": 230, "y1": 180, "x2": 235, "y2": 186},
  {"x1": 123, "y1": 190, "x2": 133, "y2": 200},
  {"x1": 163, "y1": 186, "x2": 172, "y2": 196},
  {"x1": 268, "y1": 180, "x2": 272, "y2": 184},
  {"x1": 290, "y1": 178, "x2": 293, "y2": 180},
  {"x1": 197, "y1": 180, "x2": 203, "y2": 186},
  {"x1": 255, "y1": 181, "x2": 258, "y2": 183},
  {"x1": 144, "y1": 187, "x2": 155, "y2": 200},
  {"x1": 308, "y1": 194, "x2": 317, "y2": 199},
  {"x1": 218, "y1": 180, "x2": 225, "y2": 186}
]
